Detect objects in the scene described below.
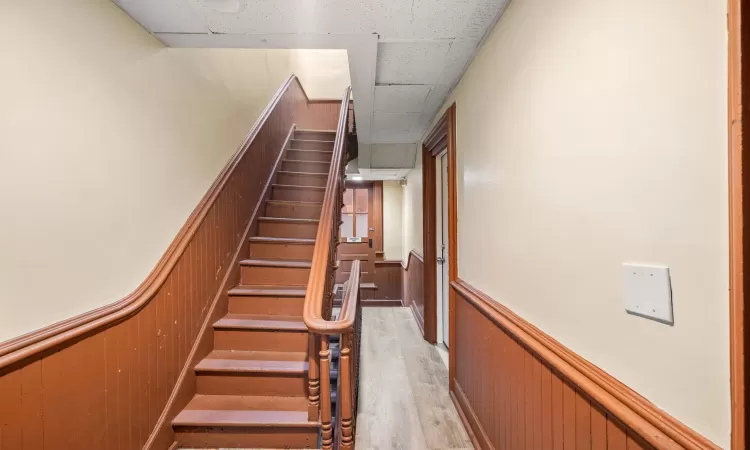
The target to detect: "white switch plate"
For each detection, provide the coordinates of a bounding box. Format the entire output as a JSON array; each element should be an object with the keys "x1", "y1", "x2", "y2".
[{"x1": 622, "y1": 263, "x2": 674, "y2": 325}]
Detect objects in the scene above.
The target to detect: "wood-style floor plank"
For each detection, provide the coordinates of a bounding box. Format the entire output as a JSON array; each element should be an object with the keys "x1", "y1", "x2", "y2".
[{"x1": 354, "y1": 307, "x2": 473, "y2": 450}]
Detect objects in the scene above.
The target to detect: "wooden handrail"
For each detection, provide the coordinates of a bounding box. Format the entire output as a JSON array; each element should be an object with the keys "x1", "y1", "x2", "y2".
[
  {"x1": 337, "y1": 260, "x2": 361, "y2": 328},
  {"x1": 302, "y1": 85, "x2": 353, "y2": 334},
  {"x1": 301, "y1": 85, "x2": 361, "y2": 450}
]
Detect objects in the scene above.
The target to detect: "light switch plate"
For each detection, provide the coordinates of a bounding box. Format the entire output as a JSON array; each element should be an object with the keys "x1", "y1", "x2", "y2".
[{"x1": 622, "y1": 263, "x2": 674, "y2": 325}]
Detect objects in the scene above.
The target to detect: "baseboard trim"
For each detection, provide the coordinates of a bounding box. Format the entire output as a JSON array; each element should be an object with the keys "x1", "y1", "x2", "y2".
[
  {"x1": 452, "y1": 278, "x2": 719, "y2": 450},
  {"x1": 143, "y1": 125, "x2": 295, "y2": 450},
  {"x1": 451, "y1": 382, "x2": 490, "y2": 450},
  {"x1": 410, "y1": 301, "x2": 425, "y2": 336}
]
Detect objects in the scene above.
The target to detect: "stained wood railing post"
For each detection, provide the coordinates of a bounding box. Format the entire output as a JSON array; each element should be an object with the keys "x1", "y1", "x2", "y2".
[
  {"x1": 339, "y1": 334, "x2": 354, "y2": 450},
  {"x1": 320, "y1": 339, "x2": 333, "y2": 450},
  {"x1": 308, "y1": 334, "x2": 320, "y2": 421},
  {"x1": 302, "y1": 87, "x2": 361, "y2": 449}
]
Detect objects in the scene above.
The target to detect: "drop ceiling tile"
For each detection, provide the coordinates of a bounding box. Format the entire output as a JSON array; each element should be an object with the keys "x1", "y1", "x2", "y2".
[
  {"x1": 371, "y1": 129, "x2": 425, "y2": 144},
  {"x1": 376, "y1": 41, "x2": 452, "y2": 85},
  {"x1": 439, "y1": 38, "x2": 481, "y2": 87},
  {"x1": 464, "y1": 0, "x2": 510, "y2": 39},
  {"x1": 115, "y1": 0, "x2": 209, "y2": 33},
  {"x1": 188, "y1": 0, "x2": 382, "y2": 34},
  {"x1": 374, "y1": 85, "x2": 432, "y2": 113},
  {"x1": 373, "y1": 112, "x2": 422, "y2": 132}
]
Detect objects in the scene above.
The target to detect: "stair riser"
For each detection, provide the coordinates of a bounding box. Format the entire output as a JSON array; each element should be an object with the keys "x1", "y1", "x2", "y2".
[
  {"x1": 258, "y1": 221, "x2": 318, "y2": 239},
  {"x1": 295, "y1": 131, "x2": 336, "y2": 141},
  {"x1": 214, "y1": 329, "x2": 308, "y2": 352},
  {"x1": 228, "y1": 296, "x2": 305, "y2": 315},
  {"x1": 277, "y1": 172, "x2": 327, "y2": 187},
  {"x1": 249, "y1": 242, "x2": 315, "y2": 260},
  {"x1": 271, "y1": 187, "x2": 325, "y2": 202},
  {"x1": 290, "y1": 139, "x2": 334, "y2": 150},
  {"x1": 282, "y1": 160, "x2": 330, "y2": 173},
  {"x1": 175, "y1": 427, "x2": 318, "y2": 448},
  {"x1": 241, "y1": 265, "x2": 310, "y2": 285},
  {"x1": 196, "y1": 373, "x2": 307, "y2": 396},
  {"x1": 286, "y1": 150, "x2": 332, "y2": 162},
  {"x1": 265, "y1": 203, "x2": 322, "y2": 220}
]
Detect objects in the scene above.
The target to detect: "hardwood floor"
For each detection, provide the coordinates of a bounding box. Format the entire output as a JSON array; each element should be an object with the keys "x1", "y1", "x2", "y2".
[{"x1": 355, "y1": 307, "x2": 472, "y2": 450}]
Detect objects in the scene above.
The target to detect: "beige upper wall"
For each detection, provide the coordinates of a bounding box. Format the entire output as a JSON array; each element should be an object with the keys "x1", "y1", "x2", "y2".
[
  {"x1": 405, "y1": 0, "x2": 730, "y2": 445},
  {"x1": 289, "y1": 49, "x2": 351, "y2": 99},
  {"x1": 0, "y1": 0, "x2": 350, "y2": 342},
  {"x1": 382, "y1": 181, "x2": 403, "y2": 260},
  {"x1": 402, "y1": 145, "x2": 424, "y2": 261}
]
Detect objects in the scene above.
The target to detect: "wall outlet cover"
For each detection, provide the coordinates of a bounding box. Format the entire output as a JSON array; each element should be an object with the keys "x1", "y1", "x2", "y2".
[{"x1": 622, "y1": 263, "x2": 674, "y2": 325}]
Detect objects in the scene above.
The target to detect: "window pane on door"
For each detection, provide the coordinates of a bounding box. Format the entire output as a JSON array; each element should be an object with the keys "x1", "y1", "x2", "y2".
[
  {"x1": 341, "y1": 213, "x2": 354, "y2": 238},
  {"x1": 355, "y1": 213, "x2": 368, "y2": 237},
  {"x1": 343, "y1": 189, "x2": 354, "y2": 213},
  {"x1": 355, "y1": 189, "x2": 368, "y2": 213}
]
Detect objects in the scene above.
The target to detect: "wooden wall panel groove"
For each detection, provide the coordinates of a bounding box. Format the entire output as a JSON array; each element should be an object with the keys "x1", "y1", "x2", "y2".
[
  {"x1": 402, "y1": 250, "x2": 425, "y2": 333},
  {"x1": 450, "y1": 279, "x2": 716, "y2": 450},
  {"x1": 298, "y1": 100, "x2": 349, "y2": 131},
  {"x1": 0, "y1": 76, "x2": 313, "y2": 450},
  {"x1": 373, "y1": 260, "x2": 402, "y2": 303}
]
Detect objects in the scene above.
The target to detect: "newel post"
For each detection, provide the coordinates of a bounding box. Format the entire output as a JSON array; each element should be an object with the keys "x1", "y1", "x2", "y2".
[
  {"x1": 308, "y1": 334, "x2": 320, "y2": 421},
  {"x1": 320, "y1": 339, "x2": 334, "y2": 450},
  {"x1": 339, "y1": 334, "x2": 354, "y2": 450}
]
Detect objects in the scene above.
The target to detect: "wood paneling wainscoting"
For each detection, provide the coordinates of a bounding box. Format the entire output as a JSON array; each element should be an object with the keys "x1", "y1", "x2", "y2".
[
  {"x1": 403, "y1": 250, "x2": 425, "y2": 335},
  {"x1": 371, "y1": 260, "x2": 403, "y2": 306},
  {"x1": 0, "y1": 75, "x2": 322, "y2": 450},
  {"x1": 299, "y1": 100, "x2": 350, "y2": 131},
  {"x1": 450, "y1": 279, "x2": 720, "y2": 450}
]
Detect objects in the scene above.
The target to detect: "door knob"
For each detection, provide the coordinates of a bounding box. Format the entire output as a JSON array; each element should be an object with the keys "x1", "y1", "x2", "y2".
[{"x1": 437, "y1": 256, "x2": 445, "y2": 265}]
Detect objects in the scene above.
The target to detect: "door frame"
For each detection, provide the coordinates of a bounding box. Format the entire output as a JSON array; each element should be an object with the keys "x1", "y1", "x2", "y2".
[
  {"x1": 729, "y1": 0, "x2": 747, "y2": 447},
  {"x1": 435, "y1": 150, "x2": 450, "y2": 347},
  {"x1": 421, "y1": 103, "x2": 458, "y2": 387}
]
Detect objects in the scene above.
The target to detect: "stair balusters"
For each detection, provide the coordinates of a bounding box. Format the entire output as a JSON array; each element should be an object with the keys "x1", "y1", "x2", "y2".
[{"x1": 302, "y1": 86, "x2": 362, "y2": 449}]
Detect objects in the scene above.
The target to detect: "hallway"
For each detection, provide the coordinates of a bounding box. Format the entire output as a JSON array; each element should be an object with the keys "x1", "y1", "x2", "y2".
[{"x1": 355, "y1": 308, "x2": 472, "y2": 450}]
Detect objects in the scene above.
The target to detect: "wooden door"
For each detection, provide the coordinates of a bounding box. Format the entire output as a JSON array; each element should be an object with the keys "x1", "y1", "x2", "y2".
[{"x1": 337, "y1": 183, "x2": 375, "y2": 283}]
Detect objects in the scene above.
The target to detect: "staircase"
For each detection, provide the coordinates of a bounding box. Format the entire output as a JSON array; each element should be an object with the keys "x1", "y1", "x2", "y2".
[{"x1": 171, "y1": 129, "x2": 337, "y2": 449}]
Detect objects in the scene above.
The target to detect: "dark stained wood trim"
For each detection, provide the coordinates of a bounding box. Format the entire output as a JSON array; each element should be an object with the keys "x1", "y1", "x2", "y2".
[
  {"x1": 403, "y1": 249, "x2": 424, "y2": 269},
  {"x1": 0, "y1": 74, "x2": 305, "y2": 370},
  {"x1": 450, "y1": 382, "x2": 490, "y2": 450},
  {"x1": 451, "y1": 278, "x2": 720, "y2": 450},
  {"x1": 729, "y1": 0, "x2": 748, "y2": 447},
  {"x1": 374, "y1": 260, "x2": 402, "y2": 266},
  {"x1": 421, "y1": 104, "x2": 457, "y2": 346},
  {"x1": 403, "y1": 250, "x2": 425, "y2": 334},
  {"x1": 446, "y1": 104, "x2": 458, "y2": 392},
  {"x1": 144, "y1": 126, "x2": 296, "y2": 450},
  {"x1": 373, "y1": 181, "x2": 384, "y2": 255}
]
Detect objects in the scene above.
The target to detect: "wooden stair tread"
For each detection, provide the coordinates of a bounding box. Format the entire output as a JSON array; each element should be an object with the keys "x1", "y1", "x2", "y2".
[
  {"x1": 214, "y1": 314, "x2": 307, "y2": 331},
  {"x1": 173, "y1": 395, "x2": 315, "y2": 428},
  {"x1": 295, "y1": 129, "x2": 336, "y2": 134},
  {"x1": 290, "y1": 139, "x2": 335, "y2": 144},
  {"x1": 258, "y1": 217, "x2": 319, "y2": 224},
  {"x1": 282, "y1": 159, "x2": 330, "y2": 164},
  {"x1": 240, "y1": 258, "x2": 312, "y2": 268},
  {"x1": 249, "y1": 236, "x2": 315, "y2": 245},
  {"x1": 287, "y1": 149, "x2": 333, "y2": 153},
  {"x1": 277, "y1": 171, "x2": 328, "y2": 177},
  {"x1": 335, "y1": 282, "x2": 376, "y2": 290},
  {"x1": 272, "y1": 184, "x2": 325, "y2": 191},
  {"x1": 228, "y1": 286, "x2": 307, "y2": 297},
  {"x1": 266, "y1": 199, "x2": 323, "y2": 206},
  {"x1": 196, "y1": 350, "x2": 308, "y2": 373}
]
